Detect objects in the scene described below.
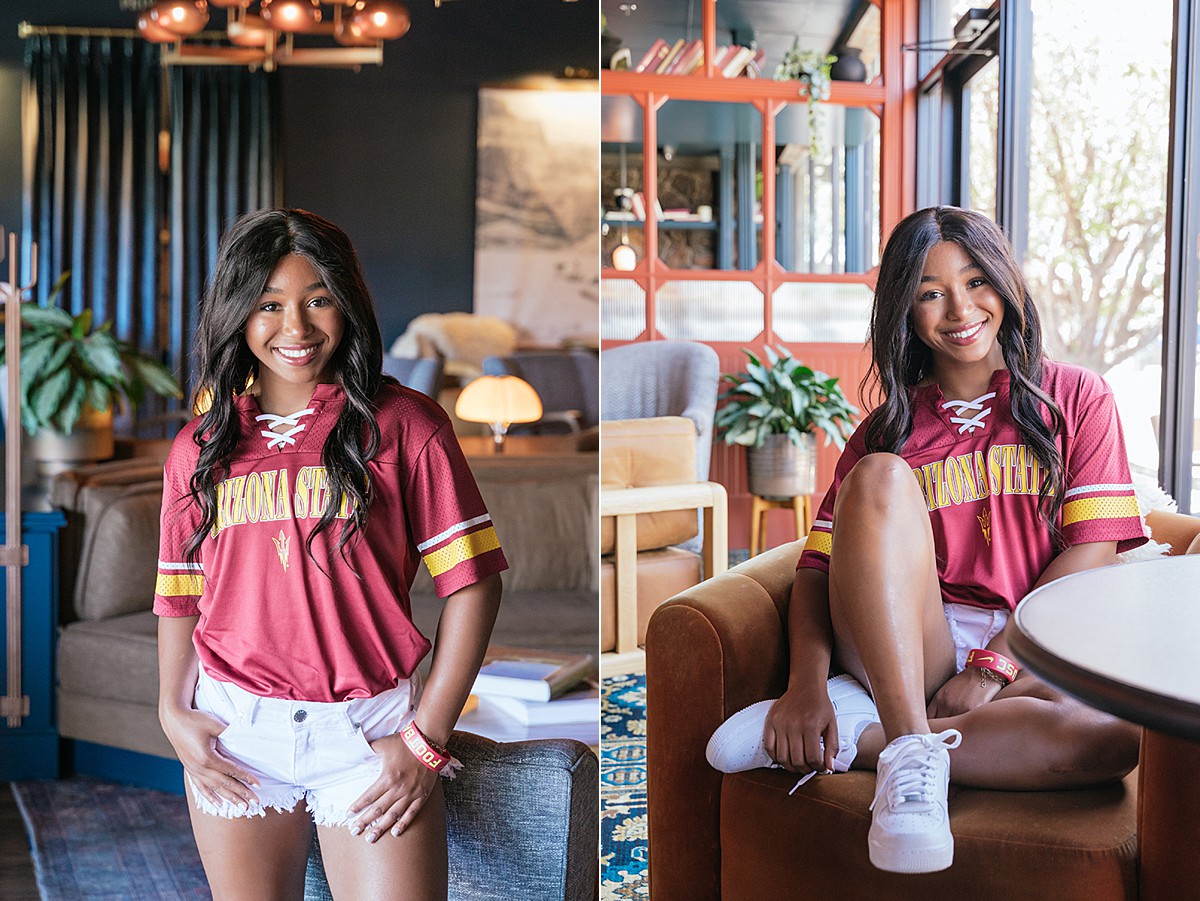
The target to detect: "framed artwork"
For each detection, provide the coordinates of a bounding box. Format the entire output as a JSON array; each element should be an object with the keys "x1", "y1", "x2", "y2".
[{"x1": 474, "y1": 85, "x2": 599, "y2": 347}]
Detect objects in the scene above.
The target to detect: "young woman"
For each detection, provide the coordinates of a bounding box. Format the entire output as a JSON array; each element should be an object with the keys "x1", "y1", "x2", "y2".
[
  {"x1": 707, "y1": 206, "x2": 1146, "y2": 874},
  {"x1": 155, "y1": 209, "x2": 505, "y2": 900}
]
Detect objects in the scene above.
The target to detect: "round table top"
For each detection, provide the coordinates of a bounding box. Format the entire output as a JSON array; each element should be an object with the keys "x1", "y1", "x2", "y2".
[{"x1": 1010, "y1": 554, "x2": 1200, "y2": 742}]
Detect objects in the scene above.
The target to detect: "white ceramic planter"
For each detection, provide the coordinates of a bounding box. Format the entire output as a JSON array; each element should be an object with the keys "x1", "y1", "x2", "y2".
[{"x1": 746, "y1": 432, "x2": 817, "y2": 499}]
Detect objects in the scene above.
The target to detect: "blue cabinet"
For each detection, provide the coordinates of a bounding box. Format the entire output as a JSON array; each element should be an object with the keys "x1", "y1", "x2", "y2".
[{"x1": 0, "y1": 510, "x2": 66, "y2": 779}]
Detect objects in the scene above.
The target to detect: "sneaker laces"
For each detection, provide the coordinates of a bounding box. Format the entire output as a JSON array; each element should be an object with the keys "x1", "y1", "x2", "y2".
[
  {"x1": 789, "y1": 766, "x2": 837, "y2": 795},
  {"x1": 940, "y1": 392, "x2": 995, "y2": 435},
  {"x1": 256, "y1": 409, "x2": 314, "y2": 450},
  {"x1": 786, "y1": 738, "x2": 854, "y2": 796},
  {"x1": 869, "y1": 729, "x2": 962, "y2": 813}
]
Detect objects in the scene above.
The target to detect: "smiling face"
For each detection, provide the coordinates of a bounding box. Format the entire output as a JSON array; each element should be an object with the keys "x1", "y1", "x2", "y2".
[
  {"x1": 244, "y1": 254, "x2": 344, "y2": 412},
  {"x1": 911, "y1": 240, "x2": 1007, "y2": 392}
]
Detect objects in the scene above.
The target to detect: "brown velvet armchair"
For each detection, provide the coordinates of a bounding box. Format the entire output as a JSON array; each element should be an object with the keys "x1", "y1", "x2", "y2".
[{"x1": 645, "y1": 510, "x2": 1200, "y2": 901}]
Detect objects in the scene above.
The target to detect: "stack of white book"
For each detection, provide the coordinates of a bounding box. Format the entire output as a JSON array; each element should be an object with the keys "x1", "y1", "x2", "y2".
[{"x1": 465, "y1": 646, "x2": 599, "y2": 744}]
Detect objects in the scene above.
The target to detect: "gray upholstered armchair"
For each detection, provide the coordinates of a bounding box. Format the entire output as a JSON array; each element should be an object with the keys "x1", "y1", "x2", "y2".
[
  {"x1": 305, "y1": 732, "x2": 598, "y2": 901},
  {"x1": 599, "y1": 340, "x2": 719, "y2": 483}
]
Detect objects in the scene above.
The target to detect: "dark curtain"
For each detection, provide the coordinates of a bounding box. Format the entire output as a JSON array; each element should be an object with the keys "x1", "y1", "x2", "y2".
[
  {"x1": 22, "y1": 36, "x2": 279, "y2": 426},
  {"x1": 22, "y1": 36, "x2": 160, "y2": 350},
  {"x1": 169, "y1": 66, "x2": 281, "y2": 398}
]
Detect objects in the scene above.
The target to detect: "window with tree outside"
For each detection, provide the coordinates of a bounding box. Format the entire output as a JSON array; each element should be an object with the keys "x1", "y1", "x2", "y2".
[{"x1": 1013, "y1": 0, "x2": 1174, "y2": 502}]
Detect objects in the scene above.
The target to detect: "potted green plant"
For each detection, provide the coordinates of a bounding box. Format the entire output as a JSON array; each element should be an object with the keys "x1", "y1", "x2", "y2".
[
  {"x1": 773, "y1": 44, "x2": 837, "y2": 156},
  {"x1": 0, "y1": 273, "x2": 182, "y2": 475},
  {"x1": 715, "y1": 345, "x2": 858, "y2": 498}
]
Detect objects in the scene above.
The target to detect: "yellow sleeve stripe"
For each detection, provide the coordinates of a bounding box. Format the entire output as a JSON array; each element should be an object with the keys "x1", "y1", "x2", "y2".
[
  {"x1": 155, "y1": 573, "x2": 205, "y2": 597},
  {"x1": 802, "y1": 530, "x2": 832, "y2": 557},
  {"x1": 1062, "y1": 495, "x2": 1140, "y2": 527},
  {"x1": 423, "y1": 527, "x2": 501, "y2": 578}
]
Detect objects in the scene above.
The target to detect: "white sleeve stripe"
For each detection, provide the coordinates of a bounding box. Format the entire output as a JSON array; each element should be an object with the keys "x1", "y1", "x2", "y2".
[
  {"x1": 158, "y1": 560, "x2": 204, "y2": 571},
  {"x1": 417, "y1": 514, "x2": 492, "y2": 552},
  {"x1": 812, "y1": 519, "x2": 833, "y2": 530},
  {"x1": 1064, "y1": 483, "x2": 1135, "y2": 498}
]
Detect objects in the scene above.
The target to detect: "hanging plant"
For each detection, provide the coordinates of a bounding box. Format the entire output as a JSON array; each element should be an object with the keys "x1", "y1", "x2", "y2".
[{"x1": 773, "y1": 44, "x2": 837, "y2": 157}]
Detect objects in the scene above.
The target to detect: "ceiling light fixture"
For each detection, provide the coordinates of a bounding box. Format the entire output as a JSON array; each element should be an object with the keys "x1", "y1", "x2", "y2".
[
  {"x1": 611, "y1": 239, "x2": 637, "y2": 271},
  {"x1": 132, "y1": 0, "x2": 412, "y2": 71},
  {"x1": 611, "y1": 143, "x2": 639, "y2": 271}
]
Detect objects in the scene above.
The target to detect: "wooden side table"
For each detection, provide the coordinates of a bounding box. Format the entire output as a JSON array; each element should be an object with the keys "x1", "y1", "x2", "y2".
[
  {"x1": 749, "y1": 494, "x2": 812, "y2": 556},
  {"x1": 1010, "y1": 555, "x2": 1200, "y2": 901}
]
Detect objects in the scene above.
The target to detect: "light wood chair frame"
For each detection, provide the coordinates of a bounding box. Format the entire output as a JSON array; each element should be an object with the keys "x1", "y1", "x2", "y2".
[{"x1": 601, "y1": 481, "x2": 729, "y2": 674}]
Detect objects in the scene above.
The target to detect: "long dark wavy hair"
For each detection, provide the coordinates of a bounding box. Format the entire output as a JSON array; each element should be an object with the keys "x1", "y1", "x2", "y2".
[
  {"x1": 863, "y1": 206, "x2": 1067, "y2": 538},
  {"x1": 184, "y1": 209, "x2": 386, "y2": 568}
]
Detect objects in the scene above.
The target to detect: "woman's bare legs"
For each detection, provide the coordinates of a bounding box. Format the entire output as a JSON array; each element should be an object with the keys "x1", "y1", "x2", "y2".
[
  {"x1": 826, "y1": 453, "x2": 956, "y2": 741},
  {"x1": 853, "y1": 678, "x2": 1141, "y2": 789},
  {"x1": 185, "y1": 782, "x2": 313, "y2": 901},
  {"x1": 317, "y1": 780, "x2": 448, "y2": 901},
  {"x1": 830, "y1": 454, "x2": 1140, "y2": 790}
]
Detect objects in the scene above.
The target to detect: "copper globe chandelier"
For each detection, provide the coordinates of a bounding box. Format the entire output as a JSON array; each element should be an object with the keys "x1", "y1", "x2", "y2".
[{"x1": 133, "y1": 0, "x2": 414, "y2": 71}]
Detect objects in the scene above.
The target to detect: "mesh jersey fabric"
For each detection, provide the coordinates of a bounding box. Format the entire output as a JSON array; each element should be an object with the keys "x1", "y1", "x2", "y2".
[
  {"x1": 153, "y1": 381, "x2": 508, "y2": 702},
  {"x1": 798, "y1": 362, "x2": 1147, "y2": 611}
]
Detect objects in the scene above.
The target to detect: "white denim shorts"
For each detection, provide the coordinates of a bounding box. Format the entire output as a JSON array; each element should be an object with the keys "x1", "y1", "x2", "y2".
[
  {"x1": 189, "y1": 666, "x2": 424, "y2": 828},
  {"x1": 942, "y1": 602, "x2": 1009, "y2": 673}
]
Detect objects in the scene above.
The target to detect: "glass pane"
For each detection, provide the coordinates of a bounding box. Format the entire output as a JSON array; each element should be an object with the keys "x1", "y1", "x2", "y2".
[
  {"x1": 840, "y1": 3, "x2": 881, "y2": 83},
  {"x1": 775, "y1": 105, "x2": 880, "y2": 274},
  {"x1": 773, "y1": 282, "x2": 874, "y2": 344},
  {"x1": 917, "y1": 80, "x2": 943, "y2": 208},
  {"x1": 1026, "y1": 0, "x2": 1170, "y2": 484},
  {"x1": 654, "y1": 280, "x2": 763, "y2": 341},
  {"x1": 600, "y1": 278, "x2": 647, "y2": 341},
  {"x1": 965, "y1": 58, "x2": 998, "y2": 219},
  {"x1": 655, "y1": 100, "x2": 763, "y2": 271}
]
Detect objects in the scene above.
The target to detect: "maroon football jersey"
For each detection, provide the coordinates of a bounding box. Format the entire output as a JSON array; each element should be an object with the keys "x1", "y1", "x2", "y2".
[
  {"x1": 799, "y1": 362, "x2": 1146, "y2": 611},
  {"x1": 154, "y1": 382, "x2": 508, "y2": 701}
]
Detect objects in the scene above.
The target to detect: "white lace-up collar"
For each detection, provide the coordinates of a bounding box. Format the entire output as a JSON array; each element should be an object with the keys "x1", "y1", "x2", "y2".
[
  {"x1": 256, "y1": 408, "x2": 315, "y2": 450},
  {"x1": 940, "y1": 391, "x2": 996, "y2": 435}
]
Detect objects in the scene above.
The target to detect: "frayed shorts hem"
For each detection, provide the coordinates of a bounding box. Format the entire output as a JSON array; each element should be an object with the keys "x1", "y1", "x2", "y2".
[{"x1": 187, "y1": 759, "x2": 465, "y2": 828}]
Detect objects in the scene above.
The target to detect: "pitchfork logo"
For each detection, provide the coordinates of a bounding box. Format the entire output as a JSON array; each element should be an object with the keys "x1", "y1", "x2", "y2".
[
  {"x1": 977, "y1": 508, "x2": 992, "y2": 546},
  {"x1": 272, "y1": 529, "x2": 291, "y2": 572}
]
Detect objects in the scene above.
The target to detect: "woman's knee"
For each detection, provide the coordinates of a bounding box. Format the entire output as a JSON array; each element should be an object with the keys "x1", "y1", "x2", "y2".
[
  {"x1": 1048, "y1": 707, "x2": 1141, "y2": 784},
  {"x1": 835, "y1": 453, "x2": 926, "y2": 518}
]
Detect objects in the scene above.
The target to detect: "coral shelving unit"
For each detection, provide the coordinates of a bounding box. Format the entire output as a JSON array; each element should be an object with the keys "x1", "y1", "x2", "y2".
[{"x1": 601, "y1": 0, "x2": 918, "y2": 548}]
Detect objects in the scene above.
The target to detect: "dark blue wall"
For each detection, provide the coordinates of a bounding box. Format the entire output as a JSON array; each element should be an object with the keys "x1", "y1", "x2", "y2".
[{"x1": 0, "y1": 1, "x2": 596, "y2": 345}]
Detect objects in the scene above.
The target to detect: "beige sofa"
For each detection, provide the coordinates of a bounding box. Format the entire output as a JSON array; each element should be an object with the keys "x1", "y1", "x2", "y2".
[{"x1": 52, "y1": 450, "x2": 598, "y2": 760}]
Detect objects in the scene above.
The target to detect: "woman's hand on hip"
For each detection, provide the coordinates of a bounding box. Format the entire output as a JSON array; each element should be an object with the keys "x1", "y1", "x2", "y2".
[
  {"x1": 348, "y1": 733, "x2": 440, "y2": 843},
  {"x1": 160, "y1": 706, "x2": 260, "y2": 808},
  {"x1": 927, "y1": 668, "x2": 1002, "y2": 718},
  {"x1": 764, "y1": 682, "x2": 839, "y2": 774}
]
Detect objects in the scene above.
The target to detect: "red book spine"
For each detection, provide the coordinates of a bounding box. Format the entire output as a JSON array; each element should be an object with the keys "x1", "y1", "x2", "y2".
[{"x1": 634, "y1": 38, "x2": 669, "y2": 73}]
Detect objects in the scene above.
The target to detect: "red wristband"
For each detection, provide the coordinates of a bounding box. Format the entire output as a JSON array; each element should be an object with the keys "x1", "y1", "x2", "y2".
[
  {"x1": 400, "y1": 722, "x2": 450, "y2": 773},
  {"x1": 965, "y1": 648, "x2": 1019, "y2": 684}
]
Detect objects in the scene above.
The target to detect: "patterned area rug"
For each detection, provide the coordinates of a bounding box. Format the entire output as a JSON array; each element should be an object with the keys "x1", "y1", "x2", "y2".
[
  {"x1": 600, "y1": 672, "x2": 648, "y2": 900},
  {"x1": 12, "y1": 778, "x2": 211, "y2": 900}
]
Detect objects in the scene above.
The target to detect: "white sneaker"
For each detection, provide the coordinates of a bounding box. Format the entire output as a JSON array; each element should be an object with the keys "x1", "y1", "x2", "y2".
[
  {"x1": 867, "y1": 729, "x2": 962, "y2": 873},
  {"x1": 705, "y1": 674, "x2": 880, "y2": 781}
]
